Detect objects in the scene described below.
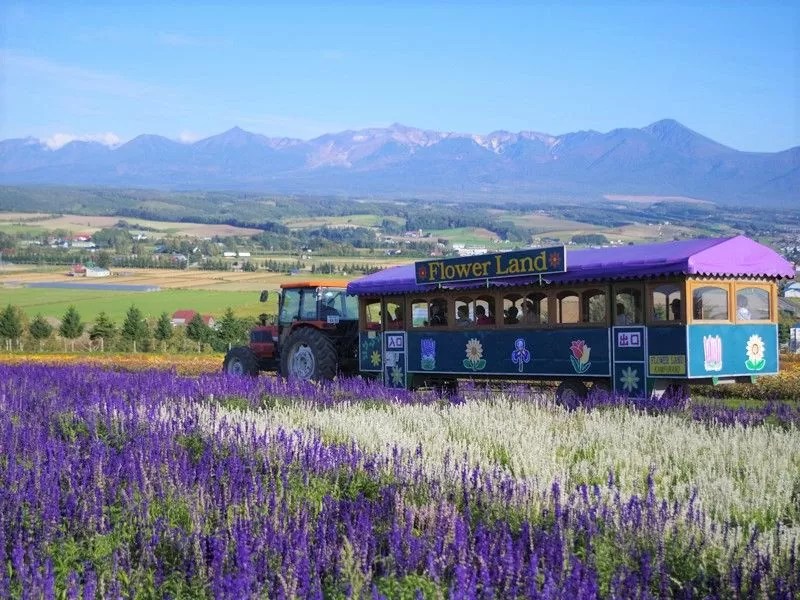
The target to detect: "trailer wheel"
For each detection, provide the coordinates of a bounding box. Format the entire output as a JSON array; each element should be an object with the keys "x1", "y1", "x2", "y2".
[
  {"x1": 555, "y1": 380, "x2": 588, "y2": 406},
  {"x1": 280, "y1": 328, "x2": 337, "y2": 381},
  {"x1": 222, "y1": 346, "x2": 259, "y2": 376}
]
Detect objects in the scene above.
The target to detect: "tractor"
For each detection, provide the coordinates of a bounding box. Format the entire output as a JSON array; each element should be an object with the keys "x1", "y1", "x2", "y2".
[{"x1": 222, "y1": 280, "x2": 360, "y2": 380}]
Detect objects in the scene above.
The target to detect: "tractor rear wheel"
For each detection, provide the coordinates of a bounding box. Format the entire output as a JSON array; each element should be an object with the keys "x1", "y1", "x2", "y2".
[
  {"x1": 222, "y1": 346, "x2": 259, "y2": 376},
  {"x1": 280, "y1": 328, "x2": 337, "y2": 381}
]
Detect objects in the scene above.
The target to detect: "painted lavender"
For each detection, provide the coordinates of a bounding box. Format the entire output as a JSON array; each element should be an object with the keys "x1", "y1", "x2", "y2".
[{"x1": 0, "y1": 365, "x2": 797, "y2": 598}]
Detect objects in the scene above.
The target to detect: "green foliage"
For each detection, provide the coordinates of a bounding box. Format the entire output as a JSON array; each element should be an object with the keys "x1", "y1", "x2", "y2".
[
  {"x1": 120, "y1": 305, "x2": 149, "y2": 345},
  {"x1": 28, "y1": 313, "x2": 53, "y2": 343},
  {"x1": 186, "y1": 313, "x2": 212, "y2": 346},
  {"x1": 154, "y1": 312, "x2": 174, "y2": 342},
  {"x1": 213, "y1": 307, "x2": 251, "y2": 351},
  {"x1": 58, "y1": 305, "x2": 85, "y2": 340},
  {"x1": 0, "y1": 303, "x2": 24, "y2": 341},
  {"x1": 572, "y1": 233, "x2": 610, "y2": 245},
  {"x1": 89, "y1": 311, "x2": 117, "y2": 342},
  {"x1": 374, "y1": 574, "x2": 446, "y2": 599}
]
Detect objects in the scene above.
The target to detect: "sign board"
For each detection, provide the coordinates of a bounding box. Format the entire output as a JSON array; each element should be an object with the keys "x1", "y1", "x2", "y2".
[{"x1": 414, "y1": 246, "x2": 566, "y2": 285}]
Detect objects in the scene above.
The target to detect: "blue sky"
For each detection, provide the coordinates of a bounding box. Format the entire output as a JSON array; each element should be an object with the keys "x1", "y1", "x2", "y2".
[{"x1": 1, "y1": 1, "x2": 797, "y2": 151}]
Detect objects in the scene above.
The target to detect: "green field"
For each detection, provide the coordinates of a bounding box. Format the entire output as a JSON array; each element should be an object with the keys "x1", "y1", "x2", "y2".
[{"x1": 1, "y1": 287, "x2": 274, "y2": 323}]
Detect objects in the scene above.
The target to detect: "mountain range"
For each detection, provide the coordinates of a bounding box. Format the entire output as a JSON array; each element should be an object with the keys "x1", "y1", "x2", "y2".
[{"x1": 1, "y1": 120, "x2": 797, "y2": 206}]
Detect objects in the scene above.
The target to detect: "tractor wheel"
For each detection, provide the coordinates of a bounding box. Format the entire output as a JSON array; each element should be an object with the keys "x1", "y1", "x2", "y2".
[
  {"x1": 280, "y1": 328, "x2": 337, "y2": 381},
  {"x1": 222, "y1": 346, "x2": 259, "y2": 377},
  {"x1": 555, "y1": 380, "x2": 588, "y2": 406}
]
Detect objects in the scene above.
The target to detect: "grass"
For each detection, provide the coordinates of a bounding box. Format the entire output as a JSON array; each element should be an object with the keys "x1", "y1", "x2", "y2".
[{"x1": 0, "y1": 287, "x2": 271, "y2": 321}]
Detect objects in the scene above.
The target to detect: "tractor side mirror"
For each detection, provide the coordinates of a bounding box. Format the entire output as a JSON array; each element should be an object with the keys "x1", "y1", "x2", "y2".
[{"x1": 259, "y1": 290, "x2": 269, "y2": 303}]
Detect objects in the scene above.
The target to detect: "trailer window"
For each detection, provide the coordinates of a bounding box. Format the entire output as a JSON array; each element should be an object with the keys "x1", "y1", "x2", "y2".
[
  {"x1": 502, "y1": 294, "x2": 522, "y2": 326},
  {"x1": 693, "y1": 285, "x2": 729, "y2": 320},
  {"x1": 410, "y1": 299, "x2": 428, "y2": 328},
  {"x1": 614, "y1": 287, "x2": 642, "y2": 325},
  {"x1": 651, "y1": 284, "x2": 682, "y2": 322},
  {"x1": 475, "y1": 295, "x2": 495, "y2": 326},
  {"x1": 522, "y1": 292, "x2": 548, "y2": 325},
  {"x1": 385, "y1": 298, "x2": 404, "y2": 330},
  {"x1": 363, "y1": 300, "x2": 381, "y2": 330},
  {"x1": 736, "y1": 286, "x2": 770, "y2": 321},
  {"x1": 557, "y1": 291, "x2": 579, "y2": 324},
  {"x1": 583, "y1": 289, "x2": 606, "y2": 323},
  {"x1": 428, "y1": 297, "x2": 448, "y2": 326},
  {"x1": 455, "y1": 297, "x2": 474, "y2": 327}
]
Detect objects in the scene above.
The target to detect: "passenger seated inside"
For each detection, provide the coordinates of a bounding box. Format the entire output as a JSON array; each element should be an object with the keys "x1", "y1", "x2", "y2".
[
  {"x1": 615, "y1": 302, "x2": 633, "y2": 325},
  {"x1": 504, "y1": 306, "x2": 519, "y2": 324},
  {"x1": 389, "y1": 306, "x2": 404, "y2": 329},
  {"x1": 670, "y1": 298, "x2": 681, "y2": 321},
  {"x1": 428, "y1": 302, "x2": 447, "y2": 326},
  {"x1": 475, "y1": 305, "x2": 493, "y2": 325},
  {"x1": 736, "y1": 296, "x2": 751, "y2": 320},
  {"x1": 456, "y1": 305, "x2": 472, "y2": 326},
  {"x1": 521, "y1": 301, "x2": 537, "y2": 324}
]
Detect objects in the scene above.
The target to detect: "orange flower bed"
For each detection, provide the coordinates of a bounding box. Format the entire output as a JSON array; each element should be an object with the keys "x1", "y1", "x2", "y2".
[{"x1": 0, "y1": 352, "x2": 224, "y2": 376}]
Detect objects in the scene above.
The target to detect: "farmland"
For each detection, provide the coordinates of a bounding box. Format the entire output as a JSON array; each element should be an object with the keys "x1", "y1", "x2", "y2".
[{"x1": 0, "y1": 363, "x2": 798, "y2": 597}]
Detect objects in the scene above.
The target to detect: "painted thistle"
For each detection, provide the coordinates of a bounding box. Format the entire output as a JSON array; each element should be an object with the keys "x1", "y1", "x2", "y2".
[{"x1": 569, "y1": 340, "x2": 592, "y2": 374}]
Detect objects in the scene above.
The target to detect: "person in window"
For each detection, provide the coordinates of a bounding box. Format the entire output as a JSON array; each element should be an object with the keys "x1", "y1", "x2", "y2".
[
  {"x1": 737, "y1": 296, "x2": 751, "y2": 320},
  {"x1": 389, "y1": 305, "x2": 404, "y2": 329},
  {"x1": 455, "y1": 305, "x2": 472, "y2": 327},
  {"x1": 475, "y1": 305, "x2": 493, "y2": 325},
  {"x1": 670, "y1": 298, "x2": 682, "y2": 321},
  {"x1": 521, "y1": 300, "x2": 538, "y2": 324},
  {"x1": 615, "y1": 302, "x2": 633, "y2": 325},
  {"x1": 504, "y1": 306, "x2": 519, "y2": 324},
  {"x1": 428, "y1": 302, "x2": 447, "y2": 326}
]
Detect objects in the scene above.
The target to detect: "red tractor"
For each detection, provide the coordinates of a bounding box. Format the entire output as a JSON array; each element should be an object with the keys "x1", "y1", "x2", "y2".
[{"x1": 222, "y1": 280, "x2": 360, "y2": 381}]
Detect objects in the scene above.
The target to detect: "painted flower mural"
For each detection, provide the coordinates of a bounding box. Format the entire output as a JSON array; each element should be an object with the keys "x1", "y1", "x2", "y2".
[
  {"x1": 370, "y1": 350, "x2": 381, "y2": 367},
  {"x1": 511, "y1": 338, "x2": 531, "y2": 373},
  {"x1": 569, "y1": 340, "x2": 592, "y2": 374},
  {"x1": 463, "y1": 338, "x2": 486, "y2": 371},
  {"x1": 420, "y1": 338, "x2": 436, "y2": 371},
  {"x1": 620, "y1": 366, "x2": 640, "y2": 393},
  {"x1": 745, "y1": 334, "x2": 766, "y2": 371},
  {"x1": 703, "y1": 335, "x2": 723, "y2": 372}
]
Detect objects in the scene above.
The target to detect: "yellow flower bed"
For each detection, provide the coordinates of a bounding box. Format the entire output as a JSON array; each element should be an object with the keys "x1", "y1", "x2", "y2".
[{"x1": 0, "y1": 352, "x2": 224, "y2": 376}]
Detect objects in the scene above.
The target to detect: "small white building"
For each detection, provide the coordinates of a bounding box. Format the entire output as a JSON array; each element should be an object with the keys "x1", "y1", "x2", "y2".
[
  {"x1": 237, "y1": 251, "x2": 251, "y2": 257},
  {"x1": 223, "y1": 251, "x2": 236, "y2": 258},
  {"x1": 784, "y1": 282, "x2": 800, "y2": 298}
]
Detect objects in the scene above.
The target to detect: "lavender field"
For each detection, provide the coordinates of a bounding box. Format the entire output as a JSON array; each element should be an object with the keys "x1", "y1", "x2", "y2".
[{"x1": 1, "y1": 365, "x2": 798, "y2": 598}]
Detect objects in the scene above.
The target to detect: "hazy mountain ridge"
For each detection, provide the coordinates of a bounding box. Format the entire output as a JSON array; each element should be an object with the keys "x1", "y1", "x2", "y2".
[{"x1": 0, "y1": 119, "x2": 797, "y2": 206}]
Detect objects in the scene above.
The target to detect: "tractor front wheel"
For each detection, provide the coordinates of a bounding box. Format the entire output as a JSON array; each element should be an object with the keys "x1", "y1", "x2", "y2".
[
  {"x1": 222, "y1": 346, "x2": 259, "y2": 377},
  {"x1": 280, "y1": 328, "x2": 337, "y2": 381}
]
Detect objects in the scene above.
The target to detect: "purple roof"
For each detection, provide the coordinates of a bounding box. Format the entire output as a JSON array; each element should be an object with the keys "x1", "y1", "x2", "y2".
[{"x1": 347, "y1": 235, "x2": 795, "y2": 295}]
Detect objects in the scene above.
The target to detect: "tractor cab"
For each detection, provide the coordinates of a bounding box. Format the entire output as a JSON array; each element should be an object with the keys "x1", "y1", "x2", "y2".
[{"x1": 223, "y1": 280, "x2": 361, "y2": 380}]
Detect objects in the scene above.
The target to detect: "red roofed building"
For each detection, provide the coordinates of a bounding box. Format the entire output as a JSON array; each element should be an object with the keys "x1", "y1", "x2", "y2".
[{"x1": 170, "y1": 310, "x2": 216, "y2": 328}]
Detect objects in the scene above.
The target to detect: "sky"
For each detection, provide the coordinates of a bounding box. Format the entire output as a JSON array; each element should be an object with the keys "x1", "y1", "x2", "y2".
[{"x1": 1, "y1": 1, "x2": 797, "y2": 152}]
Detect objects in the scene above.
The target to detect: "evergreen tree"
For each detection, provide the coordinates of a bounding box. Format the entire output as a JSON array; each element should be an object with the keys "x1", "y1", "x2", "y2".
[
  {"x1": 89, "y1": 312, "x2": 117, "y2": 351},
  {"x1": 59, "y1": 306, "x2": 84, "y2": 351},
  {"x1": 153, "y1": 312, "x2": 173, "y2": 351},
  {"x1": 120, "y1": 306, "x2": 149, "y2": 352},
  {"x1": 0, "y1": 304, "x2": 24, "y2": 350},
  {"x1": 186, "y1": 313, "x2": 211, "y2": 351},
  {"x1": 215, "y1": 307, "x2": 248, "y2": 350},
  {"x1": 29, "y1": 313, "x2": 53, "y2": 350}
]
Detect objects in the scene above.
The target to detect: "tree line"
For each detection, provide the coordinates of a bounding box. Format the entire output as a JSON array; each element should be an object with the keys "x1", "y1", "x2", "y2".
[{"x1": 0, "y1": 304, "x2": 257, "y2": 354}]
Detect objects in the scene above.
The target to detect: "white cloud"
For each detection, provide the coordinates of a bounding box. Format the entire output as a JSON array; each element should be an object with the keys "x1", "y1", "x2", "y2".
[
  {"x1": 44, "y1": 132, "x2": 121, "y2": 150},
  {"x1": 178, "y1": 131, "x2": 203, "y2": 143}
]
